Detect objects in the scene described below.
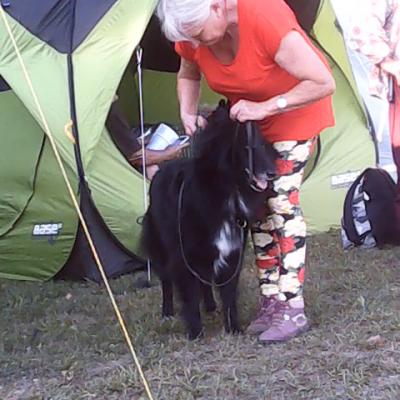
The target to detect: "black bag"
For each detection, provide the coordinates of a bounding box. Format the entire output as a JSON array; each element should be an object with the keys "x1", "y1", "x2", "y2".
[{"x1": 341, "y1": 168, "x2": 399, "y2": 248}]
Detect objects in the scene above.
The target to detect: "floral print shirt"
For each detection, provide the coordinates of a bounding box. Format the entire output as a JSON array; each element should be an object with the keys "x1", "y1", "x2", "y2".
[{"x1": 347, "y1": 0, "x2": 400, "y2": 99}]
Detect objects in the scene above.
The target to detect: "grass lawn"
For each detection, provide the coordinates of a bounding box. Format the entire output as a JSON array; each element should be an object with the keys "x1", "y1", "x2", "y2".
[{"x1": 1, "y1": 231, "x2": 400, "y2": 399}]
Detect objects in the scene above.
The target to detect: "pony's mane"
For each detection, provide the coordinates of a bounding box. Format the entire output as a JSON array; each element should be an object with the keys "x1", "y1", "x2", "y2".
[{"x1": 192, "y1": 101, "x2": 236, "y2": 162}]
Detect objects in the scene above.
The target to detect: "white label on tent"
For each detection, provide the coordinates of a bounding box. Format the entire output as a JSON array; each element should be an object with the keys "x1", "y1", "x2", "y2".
[
  {"x1": 331, "y1": 171, "x2": 361, "y2": 189},
  {"x1": 32, "y1": 223, "x2": 63, "y2": 237}
]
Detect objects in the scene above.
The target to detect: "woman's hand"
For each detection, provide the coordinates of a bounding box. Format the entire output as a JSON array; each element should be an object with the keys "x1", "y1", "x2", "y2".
[
  {"x1": 229, "y1": 100, "x2": 270, "y2": 122},
  {"x1": 181, "y1": 112, "x2": 208, "y2": 135}
]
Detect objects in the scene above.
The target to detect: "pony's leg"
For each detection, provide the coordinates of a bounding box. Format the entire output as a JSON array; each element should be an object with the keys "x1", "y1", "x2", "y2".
[
  {"x1": 175, "y1": 271, "x2": 203, "y2": 340},
  {"x1": 161, "y1": 279, "x2": 174, "y2": 317},
  {"x1": 216, "y1": 256, "x2": 242, "y2": 334},
  {"x1": 201, "y1": 282, "x2": 217, "y2": 313}
]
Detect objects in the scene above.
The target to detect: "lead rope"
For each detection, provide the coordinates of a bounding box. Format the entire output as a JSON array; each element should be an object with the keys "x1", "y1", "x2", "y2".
[
  {"x1": 177, "y1": 181, "x2": 246, "y2": 287},
  {"x1": 0, "y1": 8, "x2": 154, "y2": 400}
]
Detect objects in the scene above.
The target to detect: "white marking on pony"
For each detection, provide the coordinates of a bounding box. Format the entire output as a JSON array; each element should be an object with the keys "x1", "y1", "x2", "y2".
[{"x1": 213, "y1": 220, "x2": 241, "y2": 276}]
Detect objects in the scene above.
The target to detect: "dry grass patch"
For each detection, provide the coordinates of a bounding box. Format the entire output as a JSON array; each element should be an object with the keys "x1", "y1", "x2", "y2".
[{"x1": 1, "y1": 231, "x2": 400, "y2": 399}]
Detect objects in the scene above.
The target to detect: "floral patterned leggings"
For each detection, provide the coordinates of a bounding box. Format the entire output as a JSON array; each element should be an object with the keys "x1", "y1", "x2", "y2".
[{"x1": 251, "y1": 138, "x2": 315, "y2": 305}]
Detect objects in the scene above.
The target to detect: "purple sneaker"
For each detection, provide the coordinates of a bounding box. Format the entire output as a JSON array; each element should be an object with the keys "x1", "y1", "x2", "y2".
[
  {"x1": 258, "y1": 300, "x2": 309, "y2": 343},
  {"x1": 246, "y1": 296, "x2": 278, "y2": 335}
]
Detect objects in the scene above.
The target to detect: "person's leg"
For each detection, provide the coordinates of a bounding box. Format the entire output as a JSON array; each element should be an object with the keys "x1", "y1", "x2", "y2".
[
  {"x1": 257, "y1": 138, "x2": 315, "y2": 343},
  {"x1": 253, "y1": 214, "x2": 282, "y2": 296},
  {"x1": 246, "y1": 205, "x2": 282, "y2": 335}
]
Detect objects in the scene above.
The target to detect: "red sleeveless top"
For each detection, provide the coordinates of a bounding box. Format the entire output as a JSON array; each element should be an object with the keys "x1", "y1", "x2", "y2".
[{"x1": 175, "y1": 0, "x2": 335, "y2": 142}]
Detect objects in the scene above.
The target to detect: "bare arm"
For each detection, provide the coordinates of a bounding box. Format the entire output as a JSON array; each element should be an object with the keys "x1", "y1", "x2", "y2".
[
  {"x1": 230, "y1": 31, "x2": 336, "y2": 121},
  {"x1": 177, "y1": 59, "x2": 207, "y2": 134},
  {"x1": 271, "y1": 30, "x2": 336, "y2": 111},
  {"x1": 177, "y1": 58, "x2": 201, "y2": 115}
]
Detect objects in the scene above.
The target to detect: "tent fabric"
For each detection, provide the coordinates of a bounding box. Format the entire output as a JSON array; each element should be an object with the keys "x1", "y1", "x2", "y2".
[
  {"x1": 56, "y1": 183, "x2": 143, "y2": 282},
  {"x1": 0, "y1": 0, "x2": 157, "y2": 281},
  {"x1": 0, "y1": 1, "x2": 157, "y2": 171},
  {"x1": 4, "y1": 0, "x2": 118, "y2": 53},
  {"x1": 0, "y1": 91, "x2": 46, "y2": 237},
  {"x1": 312, "y1": 0, "x2": 365, "y2": 113},
  {"x1": 0, "y1": 22, "x2": 77, "y2": 170},
  {"x1": 0, "y1": 138, "x2": 79, "y2": 280},
  {"x1": 137, "y1": 69, "x2": 221, "y2": 126},
  {"x1": 2, "y1": 139, "x2": 79, "y2": 281},
  {"x1": 0, "y1": 88, "x2": 79, "y2": 281},
  {"x1": 72, "y1": 0, "x2": 157, "y2": 169},
  {"x1": 86, "y1": 126, "x2": 147, "y2": 256}
]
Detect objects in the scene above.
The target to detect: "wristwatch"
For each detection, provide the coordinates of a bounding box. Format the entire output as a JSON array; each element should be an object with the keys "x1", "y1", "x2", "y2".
[{"x1": 276, "y1": 96, "x2": 288, "y2": 110}]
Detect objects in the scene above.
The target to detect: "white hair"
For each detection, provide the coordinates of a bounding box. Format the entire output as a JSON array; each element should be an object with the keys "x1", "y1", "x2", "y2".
[{"x1": 156, "y1": 0, "x2": 212, "y2": 42}]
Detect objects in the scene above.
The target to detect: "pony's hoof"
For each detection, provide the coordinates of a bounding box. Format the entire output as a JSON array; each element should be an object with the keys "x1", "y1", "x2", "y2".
[
  {"x1": 188, "y1": 329, "x2": 204, "y2": 341},
  {"x1": 161, "y1": 315, "x2": 175, "y2": 323},
  {"x1": 225, "y1": 325, "x2": 243, "y2": 335}
]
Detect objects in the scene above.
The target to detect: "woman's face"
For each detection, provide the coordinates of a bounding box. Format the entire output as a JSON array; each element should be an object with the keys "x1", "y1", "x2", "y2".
[{"x1": 186, "y1": 2, "x2": 228, "y2": 46}]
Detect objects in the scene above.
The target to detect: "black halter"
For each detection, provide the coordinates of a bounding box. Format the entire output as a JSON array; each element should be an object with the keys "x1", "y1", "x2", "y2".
[{"x1": 233, "y1": 121, "x2": 271, "y2": 192}]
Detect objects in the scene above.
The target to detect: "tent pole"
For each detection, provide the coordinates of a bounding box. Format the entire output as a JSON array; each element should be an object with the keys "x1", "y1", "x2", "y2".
[{"x1": 136, "y1": 46, "x2": 152, "y2": 284}]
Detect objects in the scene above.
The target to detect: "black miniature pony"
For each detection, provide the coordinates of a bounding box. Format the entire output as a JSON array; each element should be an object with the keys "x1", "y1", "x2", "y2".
[{"x1": 142, "y1": 101, "x2": 277, "y2": 339}]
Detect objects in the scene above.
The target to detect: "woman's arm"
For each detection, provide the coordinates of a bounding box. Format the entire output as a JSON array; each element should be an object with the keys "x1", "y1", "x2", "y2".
[
  {"x1": 230, "y1": 31, "x2": 336, "y2": 122},
  {"x1": 177, "y1": 58, "x2": 207, "y2": 134}
]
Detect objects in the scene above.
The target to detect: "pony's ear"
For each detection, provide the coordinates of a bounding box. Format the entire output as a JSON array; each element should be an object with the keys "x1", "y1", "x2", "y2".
[
  {"x1": 218, "y1": 99, "x2": 227, "y2": 108},
  {"x1": 207, "y1": 99, "x2": 229, "y2": 123}
]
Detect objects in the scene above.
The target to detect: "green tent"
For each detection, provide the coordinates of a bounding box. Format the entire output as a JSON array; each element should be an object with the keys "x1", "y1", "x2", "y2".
[
  {"x1": 0, "y1": 0, "x2": 158, "y2": 281},
  {"x1": 0, "y1": 0, "x2": 220, "y2": 281},
  {"x1": 0, "y1": 0, "x2": 377, "y2": 282}
]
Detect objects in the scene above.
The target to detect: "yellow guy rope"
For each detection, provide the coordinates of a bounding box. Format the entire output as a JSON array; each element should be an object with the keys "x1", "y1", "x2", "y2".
[{"x1": 0, "y1": 7, "x2": 154, "y2": 400}]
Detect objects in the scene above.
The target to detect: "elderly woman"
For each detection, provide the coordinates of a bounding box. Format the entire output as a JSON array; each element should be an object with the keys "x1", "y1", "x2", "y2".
[{"x1": 157, "y1": 0, "x2": 335, "y2": 343}]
